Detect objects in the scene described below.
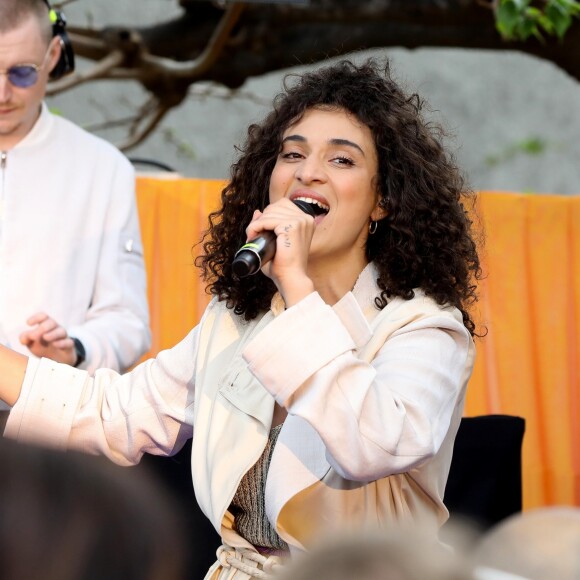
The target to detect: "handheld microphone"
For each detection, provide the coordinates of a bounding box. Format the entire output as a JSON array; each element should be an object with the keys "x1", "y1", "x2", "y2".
[{"x1": 232, "y1": 200, "x2": 316, "y2": 278}]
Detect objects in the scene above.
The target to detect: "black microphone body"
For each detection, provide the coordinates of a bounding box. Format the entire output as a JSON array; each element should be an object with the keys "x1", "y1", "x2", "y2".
[{"x1": 232, "y1": 200, "x2": 316, "y2": 278}]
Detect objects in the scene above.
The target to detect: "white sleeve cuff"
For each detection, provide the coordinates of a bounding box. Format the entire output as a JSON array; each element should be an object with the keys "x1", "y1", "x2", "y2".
[{"x1": 5, "y1": 357, "x2": 88, "y2": 449}]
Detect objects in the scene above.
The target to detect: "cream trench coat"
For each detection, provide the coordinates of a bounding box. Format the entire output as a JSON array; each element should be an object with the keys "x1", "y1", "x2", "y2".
[{"x1": 5, "y1": 264, "x2": 475, "y2": 578}]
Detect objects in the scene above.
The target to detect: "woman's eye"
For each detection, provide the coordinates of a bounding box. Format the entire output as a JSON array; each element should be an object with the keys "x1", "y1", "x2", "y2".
[
  {"x1": 281, "y1": 151, "x2": 302, "y2": 160},
  {"x1": 332, "y1": 155, "x2": 355, "y2": 166}
]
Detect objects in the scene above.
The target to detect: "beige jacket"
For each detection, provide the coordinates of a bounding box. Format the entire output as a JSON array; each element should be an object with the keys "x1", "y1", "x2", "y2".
[{"x1": 5, "y1": 263, "x2": 475, "y2": 576}]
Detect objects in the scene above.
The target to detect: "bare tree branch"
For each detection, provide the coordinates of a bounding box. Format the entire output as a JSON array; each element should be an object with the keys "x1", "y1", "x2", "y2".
[
  {"x1": 118, "y1": 98, "x2": 172, "y2": 150},
  {"x1": 47, "y1": 50, "x2": 125, "y2": 94},
  {"x1": 139, "y1": 2, "x2": 245, "y2": 77}
]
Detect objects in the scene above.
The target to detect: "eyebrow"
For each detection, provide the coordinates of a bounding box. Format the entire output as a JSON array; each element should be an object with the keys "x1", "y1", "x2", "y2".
[{"x1": 282, "y1": 134, "x2": 366, "y2": 157}]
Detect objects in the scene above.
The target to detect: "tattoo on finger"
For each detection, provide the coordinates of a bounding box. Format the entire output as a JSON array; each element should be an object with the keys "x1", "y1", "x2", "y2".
[{"x1": 283, "y1": 224, "x2": 292, "y2": 247}]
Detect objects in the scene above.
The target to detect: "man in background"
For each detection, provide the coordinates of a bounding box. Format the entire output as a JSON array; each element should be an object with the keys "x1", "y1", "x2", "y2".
[{"x1": 0, "y1": 0, "x2": 150, "y2": 404}]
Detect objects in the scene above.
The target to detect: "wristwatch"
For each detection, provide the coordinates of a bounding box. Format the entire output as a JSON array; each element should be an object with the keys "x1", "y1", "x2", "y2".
[{"x1": 72, "y1": 337, "x2": 86, "y2": 368}]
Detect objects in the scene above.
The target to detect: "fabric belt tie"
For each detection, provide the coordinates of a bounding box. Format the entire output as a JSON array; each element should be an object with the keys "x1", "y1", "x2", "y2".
[{"x1": 216, "y1": 545, "x2": 285, "y2": 578}]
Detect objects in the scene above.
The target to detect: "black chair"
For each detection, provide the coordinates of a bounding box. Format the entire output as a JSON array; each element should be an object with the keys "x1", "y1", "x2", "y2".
[
  {"x1": 443, "y1": 414, "x2": 526, "y2": 531},
  {"x1": 136, "y1": 441, "x2": 221, "y2": 579}
]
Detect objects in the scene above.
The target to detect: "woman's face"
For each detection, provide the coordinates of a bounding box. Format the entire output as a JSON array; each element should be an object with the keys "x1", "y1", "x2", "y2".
[{"x1": 269, "y1": 107, "x2": 384, "y2": 267}]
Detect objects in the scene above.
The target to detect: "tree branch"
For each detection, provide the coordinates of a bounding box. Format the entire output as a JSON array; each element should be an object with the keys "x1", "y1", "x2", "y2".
[
  {"x1": 53, "y1": 0, "x2": 580, "y2": 149},
  {"x1": 117, "y1": 98, "x2": 172, "y2": 151}
]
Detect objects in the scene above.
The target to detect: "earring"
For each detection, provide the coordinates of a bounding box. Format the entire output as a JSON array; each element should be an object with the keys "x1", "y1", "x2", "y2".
[{"x1": 368, "y1": 220, "x2": 378, "y2": 235}]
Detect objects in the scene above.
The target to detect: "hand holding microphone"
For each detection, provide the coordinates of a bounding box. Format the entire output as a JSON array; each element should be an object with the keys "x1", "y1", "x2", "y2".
[{"x1": 232, "y1": 200, "x2": 316, "y2": 278}]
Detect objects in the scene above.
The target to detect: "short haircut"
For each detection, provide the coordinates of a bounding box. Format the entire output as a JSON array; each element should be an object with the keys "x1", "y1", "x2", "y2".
[{"x1": 0, "y1": 0, "x2": 53, "y2": 46}]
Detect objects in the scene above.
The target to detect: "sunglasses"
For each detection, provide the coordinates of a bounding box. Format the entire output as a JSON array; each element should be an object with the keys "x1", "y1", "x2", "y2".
[{"x1": 0, "y1": 46, "x2": 52, "y2": 88}]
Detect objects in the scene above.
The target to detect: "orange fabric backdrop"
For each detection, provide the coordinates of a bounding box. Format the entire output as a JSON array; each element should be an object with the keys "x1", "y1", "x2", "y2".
[
  {"x1": 466, "y1": 192, "x2": 580, "y2": 510},
  {"x1": 136, "y1": 177, "x2": 223, "y2": 355},
  {"x1": 136, "y1": 177, "x2": 580, "y2": 511}
]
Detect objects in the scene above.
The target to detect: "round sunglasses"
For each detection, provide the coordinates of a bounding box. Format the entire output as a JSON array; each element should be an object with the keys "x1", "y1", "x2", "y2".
[{"x1": 0, "y1": 46, "x2": 52, "y2": 88}]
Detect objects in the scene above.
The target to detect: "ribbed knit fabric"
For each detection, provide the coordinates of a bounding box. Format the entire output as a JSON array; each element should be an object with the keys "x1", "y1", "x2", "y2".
[{"x1": 230, "y1": 424, "x2": 289, "y2": 550}]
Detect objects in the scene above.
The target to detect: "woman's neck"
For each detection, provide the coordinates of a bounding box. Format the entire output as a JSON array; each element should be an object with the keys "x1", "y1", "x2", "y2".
[{"x1": 308, "y1": 257, "x2": 369, "y2": 305}]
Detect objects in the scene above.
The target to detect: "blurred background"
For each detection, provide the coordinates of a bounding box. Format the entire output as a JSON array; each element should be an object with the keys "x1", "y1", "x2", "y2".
[{"x1": 49, "y1": 0, "x2": 580, "y2": 193}]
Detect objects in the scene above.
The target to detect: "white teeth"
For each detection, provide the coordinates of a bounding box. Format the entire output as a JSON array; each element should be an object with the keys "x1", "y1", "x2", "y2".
[{"x1": 294, "y1": 196, "x2": 330, "y2": 212}]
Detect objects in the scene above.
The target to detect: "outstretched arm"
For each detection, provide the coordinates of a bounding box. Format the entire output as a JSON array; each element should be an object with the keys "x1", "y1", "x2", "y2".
[{"x1": 0, "y1": 345, "x2": 27, "y2": 407}]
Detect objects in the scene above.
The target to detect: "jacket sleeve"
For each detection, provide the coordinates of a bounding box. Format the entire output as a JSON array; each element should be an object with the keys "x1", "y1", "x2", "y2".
[
  {"x1": 4, "y1": 323, "x2": 199, "y2": 466},
  {"x1": 242, "y1": 291, "x2": 474, "y2": 482},
  {"x1": 67, "y1": 155, "x2": 151, "y2": 373}
]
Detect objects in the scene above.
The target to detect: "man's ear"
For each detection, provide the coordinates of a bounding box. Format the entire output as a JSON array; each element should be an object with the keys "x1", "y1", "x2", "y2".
[{"x1": 47, "y1": 36, "x2": 62, "y2": 76}]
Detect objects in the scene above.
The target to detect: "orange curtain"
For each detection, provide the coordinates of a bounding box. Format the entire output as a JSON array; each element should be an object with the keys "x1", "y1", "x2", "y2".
[
  {"x1": 466, "y1": 192, "x2": 580, "y2": 510},
  {"x1": 136, "y1": 178, "x2": 580, "y2": 511},
  {"x1": 136, "y1": 177, "x2": 223, "y2": 356}
]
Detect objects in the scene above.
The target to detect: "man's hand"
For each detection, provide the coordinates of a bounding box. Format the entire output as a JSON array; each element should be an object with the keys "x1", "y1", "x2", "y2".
[{"x1": 19, "y1": 312, "x2": 77, "y2": 366}]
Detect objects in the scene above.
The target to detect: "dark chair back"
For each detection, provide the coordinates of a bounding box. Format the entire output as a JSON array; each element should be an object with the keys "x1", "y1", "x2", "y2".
[{"x1": 444, "y1": 414, "x2": 526, "y2": 531}]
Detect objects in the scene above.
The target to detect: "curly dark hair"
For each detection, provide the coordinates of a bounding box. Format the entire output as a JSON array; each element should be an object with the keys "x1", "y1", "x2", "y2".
[{"x1": 197, "y1": 58, "x2": 482, "y2": 336}]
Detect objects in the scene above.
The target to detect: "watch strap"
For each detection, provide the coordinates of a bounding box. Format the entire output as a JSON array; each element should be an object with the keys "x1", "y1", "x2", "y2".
[{"x1": 72, "y1": 337, "x2": 86, "y2": 368}]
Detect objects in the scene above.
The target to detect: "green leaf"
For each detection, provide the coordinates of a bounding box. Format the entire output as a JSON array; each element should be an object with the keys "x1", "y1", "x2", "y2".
[
  {"x1": 556, "y1": 0, "x2": 580, "y2": 12},
  {"x1": 546, "y1": 4, "x2": 573, "y2": 38},
  {"x1": 496, "y1": 0, "x2": 580, "y2": 41},
  {"x1": 525, "y1": 7, "x2": 543, "y2": 17},
  {"x1": 537, "y1": 14, "x2": 555, "y2": 34},
  {"x1": 497, "y1": 2, "x2": 522, "y2": 38},
  {"x1": 518, "y1": 18, "x2": 540, "y2": 39}
]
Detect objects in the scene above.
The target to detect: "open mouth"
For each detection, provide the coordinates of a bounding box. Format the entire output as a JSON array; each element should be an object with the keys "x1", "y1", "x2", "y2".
[{"x1": 293, "y1": 196, "x2": 330, "y2": 217}]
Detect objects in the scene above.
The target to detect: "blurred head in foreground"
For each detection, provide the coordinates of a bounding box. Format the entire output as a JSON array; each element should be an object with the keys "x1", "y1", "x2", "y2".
[
  {"x1": 0, "y1": 438, "x2": 186, "y2": 580},
  {"x1": 472, "y1": 506, "x2": 580, "y2": 580},
  {"x1": 276, "y1": 527, "x2": 473, "y2": 580}
]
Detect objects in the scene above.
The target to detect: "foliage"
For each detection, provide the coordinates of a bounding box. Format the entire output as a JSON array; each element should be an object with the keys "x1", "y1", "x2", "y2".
[
  {"x1": 162, "y1": 128, "x2": 197, "y2": 161},
  {"x1": 496, "y1": 0, "x2": 580, "y2": 41},
  {"x1": 484, "y1": 136, "x2": 552, "y2": 166}
]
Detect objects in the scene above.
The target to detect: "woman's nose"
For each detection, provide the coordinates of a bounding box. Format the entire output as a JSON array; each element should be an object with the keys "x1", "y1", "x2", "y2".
[{"x1": 295, "y1": 156, "x2": 327, "y2": 184}]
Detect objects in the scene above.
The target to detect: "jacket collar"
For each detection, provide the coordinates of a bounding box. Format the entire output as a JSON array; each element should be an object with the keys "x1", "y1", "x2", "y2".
[{"x1": 12, "y1": 102, "x2": 54, "y2": 151}]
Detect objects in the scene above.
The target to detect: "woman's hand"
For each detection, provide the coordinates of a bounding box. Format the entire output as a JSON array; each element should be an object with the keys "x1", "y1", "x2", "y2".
[{"x1": 245, "y1": 198, "x2": 316, "y2": 307}]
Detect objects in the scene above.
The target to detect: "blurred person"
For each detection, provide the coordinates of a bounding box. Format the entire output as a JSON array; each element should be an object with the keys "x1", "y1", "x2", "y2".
[
  {"x1": 0, "y1": 0, "x2": 150, "y2": 411},
  {"x1": 0, "y1": 58, "x2": 482, "y2": 578},
  {"x1": 275, "y1": 527, "x2": 474, "y2": 580},
  {"x1": 472, "y1": 506, "x2": 580, "y2": 580},
  {"x1": 0, "y1": 437, "x2": 186, "y2": 580}
]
